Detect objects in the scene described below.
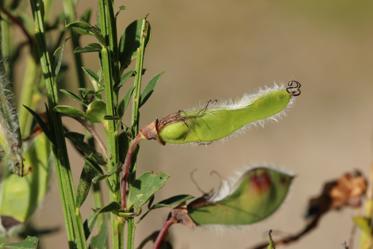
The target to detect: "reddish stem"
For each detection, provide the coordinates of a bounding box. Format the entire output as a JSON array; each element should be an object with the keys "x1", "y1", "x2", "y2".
[
  {"x1": 153, "y1": 217, "x2": 177, "y2": 249},
  {"x1": 120, "y1": 133, "x2": 143, "y2": 209}
]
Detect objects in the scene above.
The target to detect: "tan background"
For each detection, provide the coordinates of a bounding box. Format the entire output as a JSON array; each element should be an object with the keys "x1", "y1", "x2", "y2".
[{"x1": 30, "y1": 0, "x2": 373, "y2": 248}]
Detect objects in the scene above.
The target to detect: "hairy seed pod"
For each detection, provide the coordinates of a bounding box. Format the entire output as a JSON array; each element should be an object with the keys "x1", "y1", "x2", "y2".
[
  {"x1": 153, "y1": 83, "x2": 300, "y2": 144},
  {"x1": 187, "y1": 166, "x2": 294, "y2": 225},
  {"x1": 0, "y1": 61, "x2": 24, "y2": 176}
]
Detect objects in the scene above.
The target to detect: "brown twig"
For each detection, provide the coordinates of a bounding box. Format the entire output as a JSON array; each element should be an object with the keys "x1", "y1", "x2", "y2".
[
  {"x1": 152, "y1": 215, "x2": 177, "y2": 249},
  {"x1": 120, "y1": 133, "x2": 143, "y2": 209}
]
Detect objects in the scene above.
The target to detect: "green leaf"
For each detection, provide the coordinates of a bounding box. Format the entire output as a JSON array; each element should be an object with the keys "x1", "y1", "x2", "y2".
[
  {"x1": 76, "y1": 161, "x2": 100, "y2": 207},
  {"x1": 85, "y1": 100, "x2": 106, "y2": 123},
  {"x1": 116, "y1": 70, "x2": 135, "y2": 90},
  {"x1": 127, "y1": 171, "x2": 169, "y2": 211},
  {"x1": 153, "y1": 194, "x2": 194, "y2": 209},
  {"x1": 353, "y1": 216, "x2": 373, "y2": 236},
  {"x1": 80, "y1": 9, "x2": 92, "y2": 23},
  {"x1": 84, "y1": 202, "x2": 120, "y2": 239},
  {"x1": 82, "y1": 67, "x2": 100, "y2": 91},
  {"x1": 66, "y1": 21, "x2": 105, "y2": 44},
  {"x1": 90, "y1": 221, "x2": 108, "y2": 249},
  {"x1": 53, "y1": 43, "x2": 65, "y2": 76},
  {"x1": 140, "y1": 73, "x2": 162, "y2": 107},
  {"x1": 0, "y1": 236, "x2": 39, "y2": 249},
  {"x1": 74, "y1": 43, "x2": 102, "y2": 54},
  {"x1": 187, "y1": 166, "x2": 294, "y2": 225},
  {"x1": 54, "y1": 105, "x2": 85, "y2": 119},
  {"x1": 60, "y1": 89, "x2": 84, "y2": 103},
  {"x1": 23, "y1": 105, "x2": 53, "y2": 143},
  {"x1": 118, "y1": 19, "x2": 151, "y2": 70},
  {"x1": 139, "y1": 194, "x2": 194, "y2": 222},
  {"x1": 65, "y1": 132, "x2": 106, "y2": 166},
  {"x1": 117, "y1": 86, "x2": 135, "y2": 118}
]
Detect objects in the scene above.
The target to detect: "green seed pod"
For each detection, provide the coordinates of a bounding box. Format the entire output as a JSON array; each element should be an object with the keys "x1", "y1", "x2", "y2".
[
  {"x1": 187, "y1": 166, "x2": 294, "y2": 225},
  {"x1": 0, "y1": 134, "x2": 51, "y2": 233},
  {"x1": 154, "y1": 82, "x2": 300, "y2": 144},
  {"x1": 0, "y1": 61, "x2": 24, "y2": 176}
]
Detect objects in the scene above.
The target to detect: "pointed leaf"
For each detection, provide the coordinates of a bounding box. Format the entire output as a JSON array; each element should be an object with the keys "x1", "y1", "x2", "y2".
[
  {"x1": 85, "y1": 100, "x2": 106, "y2": 123},
  {"x1": 76, "y1": 161, "x2": 100, "y2": 207},
  {"x1": 54, "y1": 105, "x2": 85, "y2": 119},
  {"x1": 23, "y1": 106, "x2": 53, "y2": 142},
  {"x1": 127, "y1": 171, "x2": 169, "y2": 210},
  {"x1": 53, "y1": 43, "x2": 65, "y2": 76},
  {"x1": 140, "y1": 73, "x2": 162, "y2": 107},
  {"x1": 60, "y1": 89, "x2": 83, "y2": 103},
  {"x1": 187, "y1": 166, "x2": 294, "y2": 225},
  {"x1": 118, "y1": 19, "x2": 151, "y2": 70},
  {"x1": 82, "y1": 67, "x2": 100, "y2": 91},
  {"x1": 65, "y1": 132, "x2": 106, "y2": 166},
  {"x1": 74, "y1": 43, "x2": 102, "y2": 54},
  {"x1": 66, "y1": 21, "x2": 104, "y2": 44},
  {"x1": 84, "y1": 202, "x2": 120, "y2": 239},
  {"x1": 118, "y1": 86, "x2": 134, "y2": 118},
  {"x1": 153, "y1": 194, "x2": 194, "y2": 209},
  {"x1": 116, "y1": 70, "x2": 135, "y2": 90}
]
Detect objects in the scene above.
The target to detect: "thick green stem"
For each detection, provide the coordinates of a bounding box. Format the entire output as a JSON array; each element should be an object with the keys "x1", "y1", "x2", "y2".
[
  {"x1": 29, "y1": 1, "x2": 86, "y2": 248},
  {"x1": 98, "y1": 1, "x2": 123, "y2": 248},
  {"x1": 127, "y1": 18, "x2": 148, "y2": 249}
]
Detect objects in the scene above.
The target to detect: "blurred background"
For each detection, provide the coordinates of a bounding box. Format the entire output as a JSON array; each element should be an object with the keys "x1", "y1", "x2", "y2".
[{"x1": 24, "y1": 0, "x2": 373, "y2": 248}]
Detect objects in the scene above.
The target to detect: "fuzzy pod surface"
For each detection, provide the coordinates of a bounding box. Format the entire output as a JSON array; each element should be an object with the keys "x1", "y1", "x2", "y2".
[
  {"x1": 157, "y1": 84, "x2": 298, "y2": 144},
  {"x1": 0, "y1": 61, "x2": 24, "y2": 176},
  {"x1": 187, "y1": 166, "x2": 294, "y2": 225}
]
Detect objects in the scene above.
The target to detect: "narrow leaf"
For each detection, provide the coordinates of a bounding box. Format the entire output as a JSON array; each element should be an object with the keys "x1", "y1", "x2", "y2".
[
  {"x1": 127, "y1": 171, "x2": 169, "y2": 210},
  {"x1": 54, "y1": 105, "x2": 85, "y2": 119},
  {"x1": 118, "y1": 19, "x2": 151, "y2": 70},
  {"x1": 81, "y1": 67, "x2": 100, "y2": 91},
  {"x1": 140, "y1": 73, "x2": 162, "y2": 107},
  {"x1": 66, "y1": 21, "x2": 104, "y2": 44},
  {"x1": 76, "y1": 161, "x2": 99, "y2": 207},
  {"x1": 118, "y1": 86, "x2": 135, "y2": 118},
  {"x1": 74, "y1": 43, "x2": 102, "y2": 54},
  {"x1": 60, "y1": 89, "x2": 83, "y2": 103}
]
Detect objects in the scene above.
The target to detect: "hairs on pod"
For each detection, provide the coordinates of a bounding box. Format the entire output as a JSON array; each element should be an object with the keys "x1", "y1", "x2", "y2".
[
  {"x1": 186, "y1": 83, "x2": 296, "y2": 145},
  {"x1": 192, "y1": 164, "x2": 295, "y2": 231},
  {"x1": 209, "y1": 164, "x2": 296, "y2": 202},
  {"x1": 0, "y1": 60, "x2": 22, "y2": 151}
]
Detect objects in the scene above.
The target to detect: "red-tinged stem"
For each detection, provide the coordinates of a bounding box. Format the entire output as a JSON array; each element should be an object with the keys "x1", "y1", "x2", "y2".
[
  {"x1": 153, "y1": 217, "x2": 177, "y2": 249},
  {"x1": 120, "y1": 133, "x2": 143, "y2": 208}
]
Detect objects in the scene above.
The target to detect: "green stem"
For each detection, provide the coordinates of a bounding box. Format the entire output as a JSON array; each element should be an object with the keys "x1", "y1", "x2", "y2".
[
  {"x1": 62, "y1": 0, "x2": 86, "y2": 89},
  {"x1": 29, "y1": 1, "x2": 86, "y2": 248},
  {"x1": 127, "y1": 18, "x2": 149, "y2": 249},
  {"x1": 98, "y1": 1, "x2": 123, "y2": 248},
  {"x1": 0, "y1": 5, "x2": 10, "y2": 75}
]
